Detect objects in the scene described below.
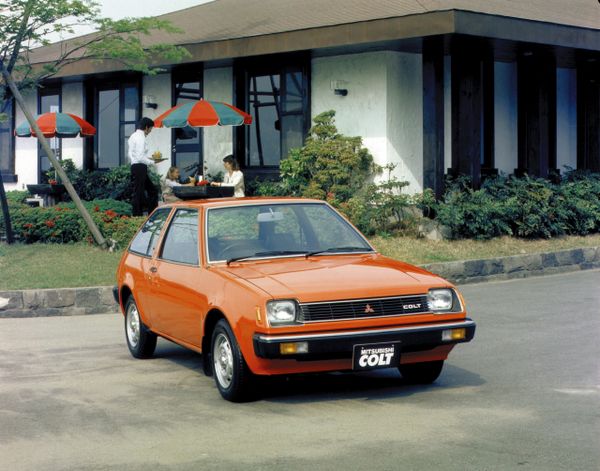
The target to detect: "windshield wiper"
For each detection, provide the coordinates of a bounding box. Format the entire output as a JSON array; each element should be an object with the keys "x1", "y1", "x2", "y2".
[
  {"x1": 305, "y1": 246, "x2": 374, "y2": 257},
  {"x1": 227, "y1": 250, "x2": 309, "y2": 265}
]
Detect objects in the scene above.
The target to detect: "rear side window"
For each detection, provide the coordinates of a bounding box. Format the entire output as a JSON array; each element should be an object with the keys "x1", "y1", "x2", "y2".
[
  {"x1": 160, "y1": 209, "x2": 199, "y2": 265},
  {"x1": 129, "y1": 209, "x2": 171, "y2": 257}
]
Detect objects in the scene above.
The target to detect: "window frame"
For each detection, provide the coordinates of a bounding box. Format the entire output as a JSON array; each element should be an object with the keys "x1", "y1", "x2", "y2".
[
  {"x1": 37, "y1": 84, "x2": 62, "y2": 182},
  {"x1": 234, "y1": 53, "x2": 310, "y2": 178},
  {"x1": 91, "y1": 77, "x2": 142, "y2": 170},
  {"x1": 171, "y1": 67, "x2": 204, "y2": 175},
  {"x1": 158, "y1": 207, "x2": 201, "y2": 267},
  {"x1": 0, "y1": 94, "x2": 16, "y2": 182}
]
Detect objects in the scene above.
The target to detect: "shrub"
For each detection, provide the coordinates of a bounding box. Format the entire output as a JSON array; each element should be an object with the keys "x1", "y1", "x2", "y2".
[{"x1": 433, "y1": 174, "x2": 600, "y2": 239}]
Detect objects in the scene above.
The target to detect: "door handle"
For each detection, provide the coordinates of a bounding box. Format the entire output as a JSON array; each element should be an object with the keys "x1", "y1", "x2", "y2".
[{"x1": 149, "y1": 266, "x2": 158, "y2": 273}]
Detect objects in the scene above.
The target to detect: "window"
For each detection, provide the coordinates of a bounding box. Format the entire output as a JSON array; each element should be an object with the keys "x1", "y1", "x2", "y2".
[
  {"x1": 129, "y1": 208, "x2": 171, "y2": 257},
  {"x1": 38, "y1": 87, "x2": 61, "y2": 182},
  {"x1": 0, "y1": 97, "x2": 15, "y2": 181},
  {"x1": 236, "y1": 57, "x2": 309, "y2": 172},
  {"x1": 94, "y1": 81, "x2": 140, "y2": 169},
  {"x1": 172, "y1": 69, "x2": 203, "y2": 179},
  {"x1": 160, "y1": 209, "x2": 199, "y2": 265},
  {"x1": 206, "y1": 203, "x2": 371, "y2": 262}
]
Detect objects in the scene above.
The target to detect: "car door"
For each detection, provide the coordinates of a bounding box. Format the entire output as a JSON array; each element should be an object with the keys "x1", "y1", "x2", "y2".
[
  {"x1": 127, "y1": 207, "x2": 172, "y2": 325},
  {"x1": 149, "y1": 208, "x2": 208, "y2": 347}
]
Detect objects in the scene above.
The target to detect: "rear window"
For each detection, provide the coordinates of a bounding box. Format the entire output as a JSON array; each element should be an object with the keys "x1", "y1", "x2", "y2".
[{"x1": 129, "y1": 208, "x2": 171, "y2": 257}]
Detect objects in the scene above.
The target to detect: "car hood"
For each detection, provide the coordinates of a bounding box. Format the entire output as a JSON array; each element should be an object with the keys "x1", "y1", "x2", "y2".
[{"x1": 216, "y1": 254, "x2": 449, "y2": 302}]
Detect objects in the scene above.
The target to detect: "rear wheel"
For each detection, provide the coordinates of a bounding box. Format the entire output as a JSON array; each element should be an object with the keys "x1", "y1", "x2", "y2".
[
  {"x1": 399, "y1": 360, "x2": 444, "y2": 384},
  {"x1": 211, "y1": 319, "x2": 255, "y2": 402},
  {"x1": 125, "y1": 297, "x2": 157, "y2": 359}
]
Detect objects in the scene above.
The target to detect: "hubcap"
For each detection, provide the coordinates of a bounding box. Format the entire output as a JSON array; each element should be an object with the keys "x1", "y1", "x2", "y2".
[
  {"x1": 126, "y1": 305, "x2": 140, "y2": 348},
  {"x1": 213, "y1": 333, "x2": 234, "y2": 389}
]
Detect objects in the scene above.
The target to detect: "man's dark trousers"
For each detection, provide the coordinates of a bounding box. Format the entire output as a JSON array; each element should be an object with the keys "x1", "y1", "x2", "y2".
[{"x1": 131, "y1": 163, "x2": 158, "y2": 216}]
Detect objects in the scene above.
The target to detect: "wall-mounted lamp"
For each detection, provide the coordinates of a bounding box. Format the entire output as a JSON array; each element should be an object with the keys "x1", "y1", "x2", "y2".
[
  {"x1": 330, "y1": 80, "x2": 348, "y2": 97},
  {"x1": 143, "y1": 95, "x2": 158, "y2": 109}
]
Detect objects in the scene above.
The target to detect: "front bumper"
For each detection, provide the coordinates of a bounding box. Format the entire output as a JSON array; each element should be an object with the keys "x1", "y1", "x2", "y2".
[{"x1": 253, "y1": 319, "x2": 476, "y2": 360}]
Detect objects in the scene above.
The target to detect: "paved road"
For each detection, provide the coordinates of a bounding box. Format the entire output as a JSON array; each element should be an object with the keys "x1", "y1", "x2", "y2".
[{"x1": 1, "y1": 271, "x2": 599, "y2": 471}]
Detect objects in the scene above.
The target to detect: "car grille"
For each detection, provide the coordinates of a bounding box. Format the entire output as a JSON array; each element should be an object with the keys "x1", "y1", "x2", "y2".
[{"x1": 298, "y1": 295, "x2": 430, "y2": 323}]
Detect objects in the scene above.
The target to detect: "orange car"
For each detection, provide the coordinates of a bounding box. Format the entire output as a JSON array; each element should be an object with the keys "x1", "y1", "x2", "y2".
[{"x1": 114, "y1": 198, "x2": 475, "y2": 401}]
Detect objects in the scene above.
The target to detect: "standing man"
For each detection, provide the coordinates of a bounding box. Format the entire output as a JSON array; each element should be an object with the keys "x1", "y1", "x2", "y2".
[{"x1": 129, "y1": 117, "x2": 159, "y2": 216}]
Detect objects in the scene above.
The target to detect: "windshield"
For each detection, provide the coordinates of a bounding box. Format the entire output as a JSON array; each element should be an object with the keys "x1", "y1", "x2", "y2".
[{"x1": 206, "y1": 203, "x2": 373, "y2": 262}]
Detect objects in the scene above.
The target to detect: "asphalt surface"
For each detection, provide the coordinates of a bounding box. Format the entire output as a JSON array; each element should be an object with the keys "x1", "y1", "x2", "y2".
[{"x1": 0, "y1": 270, "x2": 599, "y2": 471}]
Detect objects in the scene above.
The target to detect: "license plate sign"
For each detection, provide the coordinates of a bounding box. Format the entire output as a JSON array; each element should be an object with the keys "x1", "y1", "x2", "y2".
[{"x1": 352, "y1": 343, "x2": 400, "y2": 371}]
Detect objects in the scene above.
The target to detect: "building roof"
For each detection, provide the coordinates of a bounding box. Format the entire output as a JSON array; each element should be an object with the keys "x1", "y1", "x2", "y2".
[{"x1": 29, "y1": 0, "x2": 600, "y2": 74}]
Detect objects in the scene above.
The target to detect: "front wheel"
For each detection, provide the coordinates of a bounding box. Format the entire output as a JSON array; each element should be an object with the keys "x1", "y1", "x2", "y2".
[
  {"x1": 399, "y1": 360, "x2": 444, "y2": 384},
  {"x1": 211, "y1": 319, "x2": 255, "y2": 402},
  {"x1": 124, "y1": 297, "x2": 157, "y2": 359}
]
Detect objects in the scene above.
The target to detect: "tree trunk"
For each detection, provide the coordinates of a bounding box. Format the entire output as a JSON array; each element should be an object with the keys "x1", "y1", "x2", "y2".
[
  {"x1": 0, "y1": 63, "x2": 107, "y2": 248},
  {"x1": 0, "y1": 171, "x2": 15, "y2": 243}
]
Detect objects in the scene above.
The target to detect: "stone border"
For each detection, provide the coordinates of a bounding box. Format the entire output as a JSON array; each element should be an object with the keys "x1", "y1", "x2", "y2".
[{"x1": 1, "y1": 247, "x2": 599, "y2": 318}]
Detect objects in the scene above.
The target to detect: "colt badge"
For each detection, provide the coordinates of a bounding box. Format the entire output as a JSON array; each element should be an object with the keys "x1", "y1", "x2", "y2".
[{"x1": 364, "y1": 304, "x2": 375, "y2": 314}]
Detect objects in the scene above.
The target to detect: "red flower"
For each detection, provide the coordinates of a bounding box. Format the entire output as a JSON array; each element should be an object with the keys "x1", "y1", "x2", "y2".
[
  {"x1": 48, "y1": 179, "x2": 57, "y2": 185},
  {"x1": 196, "y1": 180, "x2": 209, "y2": 186},
  {"x1": 94, "y1": 205, "x2": 100, "y2": 212},
  {"x1": 45, "y1": 220, "x2": 55, "y2": 228},
  {"x1": 23, "y1": 223, "x2": 33, "y2": 229},
  {"x1": 326, "y1": 192, "x2": 335, "y2": 200},
  {"x1": 105, "y1": 209, "x2": 117, "y2": 217}
]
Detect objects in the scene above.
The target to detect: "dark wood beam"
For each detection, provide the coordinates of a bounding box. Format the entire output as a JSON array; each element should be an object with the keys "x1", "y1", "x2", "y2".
[
  {"x1": 422, "y1": 36, "x2": 445, "y2": 199},
  {"x1": 451, "y1": 37, "x2": 482, "y2": 188}
]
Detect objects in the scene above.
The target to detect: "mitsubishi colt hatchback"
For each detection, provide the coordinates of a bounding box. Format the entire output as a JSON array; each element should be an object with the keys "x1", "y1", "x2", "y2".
[{"x1": 115, "y1": 198, "x2": 475, "y2": 401}]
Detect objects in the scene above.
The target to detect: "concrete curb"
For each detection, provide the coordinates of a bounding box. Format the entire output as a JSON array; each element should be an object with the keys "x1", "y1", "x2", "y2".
[{"x1": 1, "y1": 246, "x2": 599, "y2": 318}]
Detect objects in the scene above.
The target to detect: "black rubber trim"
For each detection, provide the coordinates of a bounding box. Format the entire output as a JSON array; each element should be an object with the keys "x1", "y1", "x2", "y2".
[
  {"x1": 253, "y1": 319, "x2": 476, "y2": 360},
  {"x1": 112, "y1": 286, "x2": 119, "y2": 305}
]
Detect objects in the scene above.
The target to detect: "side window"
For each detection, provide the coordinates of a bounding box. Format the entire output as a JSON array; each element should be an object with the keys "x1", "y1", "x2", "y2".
[
  {"x1": 160, "y1": 209, "x2": 199, "y2": 265},
  {"x1": 129, "y1": 209, "x2": 171, "y2": 256}
]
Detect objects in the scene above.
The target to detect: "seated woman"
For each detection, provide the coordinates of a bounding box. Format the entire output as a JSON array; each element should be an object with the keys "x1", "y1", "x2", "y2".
[
  {"x1": 210, "y1": 155, "x2": 245, "y2": 197},
  {"x1": 161, "y1": 166, "x2": 193, "y2": 203}
]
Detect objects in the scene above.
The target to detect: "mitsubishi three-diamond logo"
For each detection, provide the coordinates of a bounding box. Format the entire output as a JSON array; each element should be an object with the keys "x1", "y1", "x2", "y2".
[{"x1": 364, "y1": 304, "x2": 375, "y2": 314}]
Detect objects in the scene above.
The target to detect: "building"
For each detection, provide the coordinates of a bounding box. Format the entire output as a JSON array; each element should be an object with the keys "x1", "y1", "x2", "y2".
[{"x1": 1, "y1": 0, "x2": 599, "y2": 196}]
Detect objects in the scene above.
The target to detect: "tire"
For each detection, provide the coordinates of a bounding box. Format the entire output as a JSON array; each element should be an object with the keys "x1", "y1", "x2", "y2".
[
  {"x1": 124, "y1": 297, "x2": 157, "y2": 359},
  {"x1": 399, "y1": 360, "x2": 444, "y2": 384},
  {"x1": 211, "y1": 319, "x2": 255, "y2": 402}
]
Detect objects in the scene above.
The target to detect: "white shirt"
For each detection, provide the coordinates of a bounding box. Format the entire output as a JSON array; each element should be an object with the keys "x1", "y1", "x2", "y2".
[
  {"x1": 128, "y1": 129, "x2": 154, "y2": 166},
  {"x1": 221, "y1": 170, "x2": 245, "y2": 197}
]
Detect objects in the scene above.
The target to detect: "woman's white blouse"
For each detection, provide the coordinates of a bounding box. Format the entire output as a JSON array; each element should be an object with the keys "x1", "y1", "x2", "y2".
[{"x1": 221, "y1": 170, "x2": 245, "y2": 197}]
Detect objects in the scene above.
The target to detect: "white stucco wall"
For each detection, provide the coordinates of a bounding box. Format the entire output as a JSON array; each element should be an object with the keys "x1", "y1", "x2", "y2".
[
  {"x1": 61, "y1": 82, "x2": 84, "y2": 170},
  {"x1": 10, "y1": 90, "x2": 39, "y2": 190},
  {"x1": 494, "y1": 61, "x2": 518, "y2": 175},
  {"x1": 142, "y1": 73, "x2": 172, "y2": 177},
  {"x1": 312, "y1": 51, "x2": 423, "y2": 193},
  {"x1": 203, "y1": 67, "x2": 234, "y2": 177},
  {"x1": 556, "y1": 67, "x2": 577, "y2": 172}
]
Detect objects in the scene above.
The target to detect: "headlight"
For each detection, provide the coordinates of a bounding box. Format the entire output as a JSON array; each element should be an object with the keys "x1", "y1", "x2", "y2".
[
  {"x1": 266, "y1": 300, "x2": 299, "y2": 326},
  {"x1": 427, "y1": 289, "x2": 454, "y2": 312}
]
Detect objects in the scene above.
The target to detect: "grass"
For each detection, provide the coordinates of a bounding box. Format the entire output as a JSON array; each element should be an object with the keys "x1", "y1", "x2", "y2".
[{"x1": 1, "y1": 234, "x2": 599, "y2": 290}]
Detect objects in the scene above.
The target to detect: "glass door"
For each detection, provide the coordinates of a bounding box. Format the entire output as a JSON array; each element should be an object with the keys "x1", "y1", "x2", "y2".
[
  {"x1": 172, "y1": 74, "x2": 202, "y2": 180},
  {"x1": 38, "y1": 89, "x2": 61, "y2": 182}
]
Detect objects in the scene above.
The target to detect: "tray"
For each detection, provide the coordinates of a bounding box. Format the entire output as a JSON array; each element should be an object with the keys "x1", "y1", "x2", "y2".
[{"x1": 172, "y1": 185, "x2": 234, "y2": 200}]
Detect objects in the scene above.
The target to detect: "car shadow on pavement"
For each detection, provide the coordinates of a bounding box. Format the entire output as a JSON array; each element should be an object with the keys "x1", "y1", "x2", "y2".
[
  {"x1": 154, "y1": 340, "x2": 485, "y2": 403},
  {"x1": 258, "y1": 364, "x2": 485, "y2": 404}
]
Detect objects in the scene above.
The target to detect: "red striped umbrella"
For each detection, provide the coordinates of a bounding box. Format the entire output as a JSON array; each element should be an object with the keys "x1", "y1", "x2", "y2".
[
  {"x1": 154, "y1": 99, "x2": 252, "y2": 128},
  {"x1": 15, "y1": 112, "x2": 96, "y2": 138}
]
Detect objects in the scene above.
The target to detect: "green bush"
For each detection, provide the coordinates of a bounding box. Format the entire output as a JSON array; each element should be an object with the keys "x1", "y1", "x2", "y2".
[
  {"x1": 253, "y1": 111, "x2": 416, "y2": 235},
  {"x1": 432, "y1": 174, "x2": 600, "y2": 239},
  {"x1": 4, "y1": 190, "x2": 29, "y2": 208},
  {"x1": 1, "y1": 199, "x2": 143, "y2": 247}
]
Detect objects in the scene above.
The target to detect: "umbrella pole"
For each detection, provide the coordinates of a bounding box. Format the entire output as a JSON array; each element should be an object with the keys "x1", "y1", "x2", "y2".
[{"x1": 1, "y1": 63, "x2": 108, "y2": 248}]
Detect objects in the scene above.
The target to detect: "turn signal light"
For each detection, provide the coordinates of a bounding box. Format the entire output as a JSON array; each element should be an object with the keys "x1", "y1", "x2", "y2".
[
  {"x1": 442, "y1": 328, "x2": 466, "y2": 341},
  {"x1": 280, "y1": 342, "x2": 309, "y2": 355}
]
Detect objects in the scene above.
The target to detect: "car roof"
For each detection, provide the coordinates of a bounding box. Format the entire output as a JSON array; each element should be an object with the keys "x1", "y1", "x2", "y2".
[{"x1": 165, "y1": 196, "x2": 326, "y2": 209}]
